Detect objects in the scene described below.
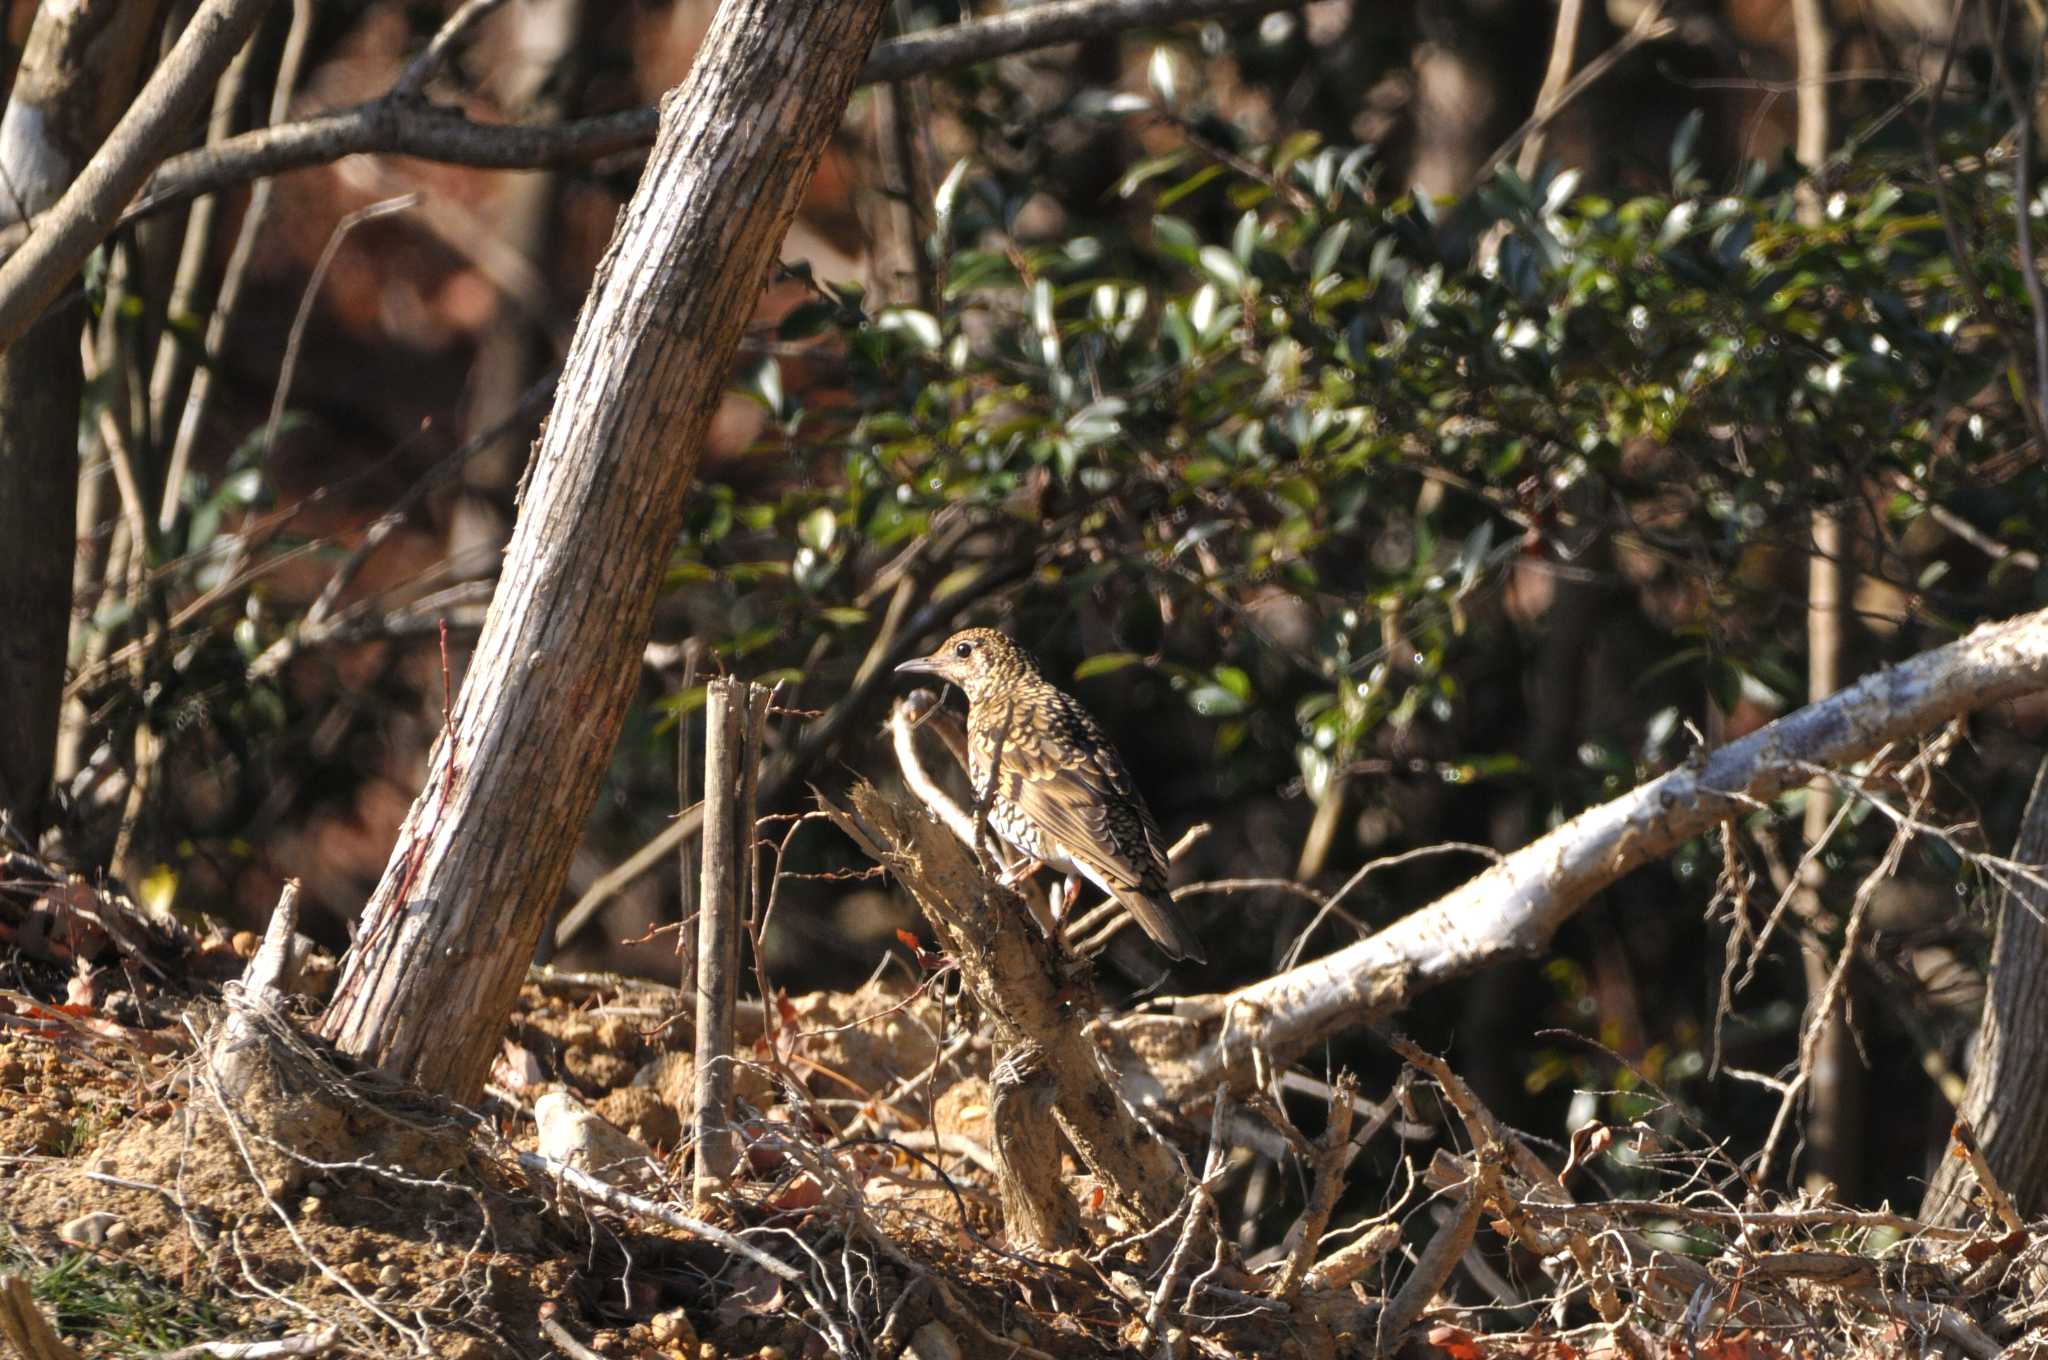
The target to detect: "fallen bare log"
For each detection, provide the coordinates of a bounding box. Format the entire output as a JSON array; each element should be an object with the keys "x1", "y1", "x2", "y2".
[{"x1": 1115, "y1": 605, "x2": 2048, "y2": 1102}]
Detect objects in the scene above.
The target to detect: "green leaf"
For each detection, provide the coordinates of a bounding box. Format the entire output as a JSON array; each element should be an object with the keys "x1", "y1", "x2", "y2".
[
  {"x1": 1198, "y1": 245, "x2": 1247, "y2": 290},
  {"x1": 798, "y1": 506, "x2": 838, "y2": 553},
  {"x1": 1117, "y1": 151, "x2": 1189, "y2": 199},
  {"x1": 876, "y1": 308, "x2": 942, "y2": 350},
  {"x1": 1705, "y1": 656, "x2": 1745, "y2": 714},
  {"x1": 1189, "y1": 666, "x2": 1251, "y2": 716},
  {"x1": 1073, "y1": 652, "x2": 1142, "y2": 680},
  {"x1": 1310, "y1": 221, "x2": 1350, "y2": 283},
  {"x1": 1155, "y1": 163, "x2": 1225, "y2": 211},
  {"x1": 1148, "y1": 46, "x2": 1178, "y2": 107},
  {"x1": 932, "y1": 157, "x2": 970, "y2": 246}
]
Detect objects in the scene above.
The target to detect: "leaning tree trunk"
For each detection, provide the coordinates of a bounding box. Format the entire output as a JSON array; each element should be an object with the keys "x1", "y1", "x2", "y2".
[
  {"x1": 1922, "y1": 755, "x2": 2048, "y2": 1225},
  {"x1": 318, "y1": 0, "x2": 890, "y2": 1101},
  {"x1": 0, "y1": 0, "x2": 167, "y2": 833}
]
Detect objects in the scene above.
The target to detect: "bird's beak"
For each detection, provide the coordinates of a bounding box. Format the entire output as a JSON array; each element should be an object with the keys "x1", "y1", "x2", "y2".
[{"x1": 894, "y1": 655, "x2": 942, "y2": 676}]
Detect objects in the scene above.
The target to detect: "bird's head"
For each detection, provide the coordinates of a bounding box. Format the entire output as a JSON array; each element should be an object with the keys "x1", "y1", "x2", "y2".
[{"x1": 894, "y1": 627, "x2": 1035, "y2": 704}]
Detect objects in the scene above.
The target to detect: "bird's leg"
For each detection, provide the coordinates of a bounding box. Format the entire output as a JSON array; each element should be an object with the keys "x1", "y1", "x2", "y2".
[
  {"x1": 1053, "y1": 875, "x2": 1083, "y2": 924},
  {"x1": 996, "y1": 856, "x2": 1045, "y2": 890}
]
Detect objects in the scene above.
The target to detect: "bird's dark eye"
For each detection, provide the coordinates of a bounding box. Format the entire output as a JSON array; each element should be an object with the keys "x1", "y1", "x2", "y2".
[{"x1": 953, "y1": 641, "x2": 974, "y2": 659}]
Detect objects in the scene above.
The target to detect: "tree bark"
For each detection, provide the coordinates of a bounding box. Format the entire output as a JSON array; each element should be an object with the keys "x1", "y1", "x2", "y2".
[
  {"x1": 1921, "y1": 756, "x2": 2048, "y2": 1225},
  {"x1": 1111, "y1": 607, "x2": 2048, "y2": 1106},
  {"x1": 316, "y1": 0, "x2": 890, "y2": 1102},
  {"x1": 0, "y1": 0, "x2": 168, "y2": 833}
]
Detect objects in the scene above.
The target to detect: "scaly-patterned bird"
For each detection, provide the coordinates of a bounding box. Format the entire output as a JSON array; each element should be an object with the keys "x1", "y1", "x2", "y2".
[{"x1": 895, "y1": 628, "x2": 1206, "y2": 963}]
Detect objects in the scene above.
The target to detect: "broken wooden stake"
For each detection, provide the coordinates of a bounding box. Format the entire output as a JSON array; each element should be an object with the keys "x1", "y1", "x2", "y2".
[{"x1": 691, "y1": 677, "x2": 772, "y2": 1212}]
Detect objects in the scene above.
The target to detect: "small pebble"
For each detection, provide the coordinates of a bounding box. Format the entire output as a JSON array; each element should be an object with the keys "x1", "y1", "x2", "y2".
[
  {"x1": 298, "y1": 1196, "x2": 323, "y2": 1218},
  {"x1": 104, "y1": 1221, "x2": 136, "y2": 1251},
  {"x1": 377, "y1": 1265, "x2": 404, "y2": 1288},
  {"x1": 58, "y1": 1212, "x2": 119, "y2": 1248},
  {"x1": 907, "y1": 1322, "x2": 961, "y2": 1360},
  {"x1": 648, "y1": 1309, "x2": 696, "y2": 1346}
]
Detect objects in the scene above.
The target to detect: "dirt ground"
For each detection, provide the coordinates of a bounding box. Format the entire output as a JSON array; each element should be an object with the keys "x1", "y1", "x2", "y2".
[{"x1": 0, "y1": 960, "x2": 1030, "y2": 1359}]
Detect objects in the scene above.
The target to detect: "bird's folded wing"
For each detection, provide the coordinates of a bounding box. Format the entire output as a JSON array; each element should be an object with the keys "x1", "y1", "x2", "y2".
[{"x1": 1006, "y1": 735, "x2": 1168, "y2": 891}]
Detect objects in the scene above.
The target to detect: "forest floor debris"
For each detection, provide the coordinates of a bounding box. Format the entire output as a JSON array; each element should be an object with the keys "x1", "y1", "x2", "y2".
[{"x1": 2, "y1": 854, "x2": 2045, "y2": 1357}]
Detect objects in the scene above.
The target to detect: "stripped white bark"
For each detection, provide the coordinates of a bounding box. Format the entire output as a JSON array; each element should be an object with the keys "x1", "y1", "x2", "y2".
[{"x1": 1120, "y1": 607, "x2": 2048, "y2": 1101}]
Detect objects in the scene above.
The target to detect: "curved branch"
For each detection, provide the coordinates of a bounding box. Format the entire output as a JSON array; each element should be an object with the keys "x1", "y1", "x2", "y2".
[
  {"x1": 93, "y1": 0, "x2": 1302, "y2": 240},
  {"x1": 1118, "y1": 606, "x2": 2048, "y2": 1103}
]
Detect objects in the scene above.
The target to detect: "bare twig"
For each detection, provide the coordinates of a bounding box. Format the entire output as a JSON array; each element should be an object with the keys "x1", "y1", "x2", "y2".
[
  {"x1": 153, "y1": 1330, "x2": 341, "y2": 1360},
  {"x1": 263, "y1": 193, "x2": 420, "y2": 460},
  {"x1": 1302, "y1": 1222, "x2": 1400, "y2": 1293},
  {"x1": 31, "y1": 0, "x2": 1316, "y2": 256},
  {"x1": 1988, "y1": 1, "x2": 2048, "y2": 429},
  {"x1": 1280, "y1": 841, "x2": 1503, "y2": 972},
  {"x1": 1379, "y1": 1184, "x2": 1482, "y2": 1346},
  {"x1": 1945, "y1": 1116, "x2": 2026, "y2": 1234},
  {"x1": 1850, "y1": 1290, "x2": 2001, "y2": 1360},
  {"x1": 164, "y1": 0, "x2": 333, "y2": 532},
  {"x1": 1273, "y1": 1072, "x2": 1357, "y2": 1299},
  {"x1": 1517, "y1": 0, "x2": 1588, "y2": 177},
  {"x1": 1486, "y1": 2, "x2": 1675, "y2": 174},
  {"x1": 392, "y1": 0, "x2": 506, "y2": 98},
  {"x1": 554, "y1": 804, "x2": 706, "y2": 950},
  {"x1": 1791, "y1": 0, "x2": 1832, "y2": 221},
  {"x1": 145, "y1": 25, "x2": 257, "y2": 456},
  {"x1": 536, "y1": 1310, "x2": 605, "y2": 1360},
  {"x1": 675, "y1": 641, "x2": 704, "y2": 990},
  {"x1": 515, "y1": 1150, "x2": 855, "y2": 1358}
]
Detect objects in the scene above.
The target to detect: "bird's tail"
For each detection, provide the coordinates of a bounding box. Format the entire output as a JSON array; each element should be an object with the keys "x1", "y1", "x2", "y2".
[{"x1": 1108, "y1": 885, "x2": 1206, "y2": 964}]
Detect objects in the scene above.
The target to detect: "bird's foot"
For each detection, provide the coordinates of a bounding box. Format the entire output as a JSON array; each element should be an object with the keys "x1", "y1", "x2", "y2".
[{"x1": 997, "y1": 857, "x2": 1045, "y2": 890}]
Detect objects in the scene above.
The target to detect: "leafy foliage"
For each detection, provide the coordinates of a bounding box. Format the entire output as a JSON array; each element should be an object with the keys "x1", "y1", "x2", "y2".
[{"x1": 676, "y1": 114, "x2": 2045, "y2": 828}]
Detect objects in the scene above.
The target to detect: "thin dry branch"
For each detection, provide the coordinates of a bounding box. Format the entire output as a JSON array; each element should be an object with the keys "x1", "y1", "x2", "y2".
[
  {"x1": 1516, "y1": 0, "x2": 1587, "y2": 177},
  {"x1": 515, "y1": 1150, "x2": 855, "y2": 1359},
  {"x1": 1378, "y1": 1183, "x2": 1482, "y2": 1346},
  {"x1": 75, "y1": 0, "x2": 1306, "y2": 248},
  {"x1": 1272, "y1": 1072, "x2": 1356, "y2": 1299},
  {"x1": 154, "y1": 1330, "x2": 341, "y2": 1360},
  {"x1": 1947, "y1": 1117, "x2": 2026, "y2": 1234}
]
